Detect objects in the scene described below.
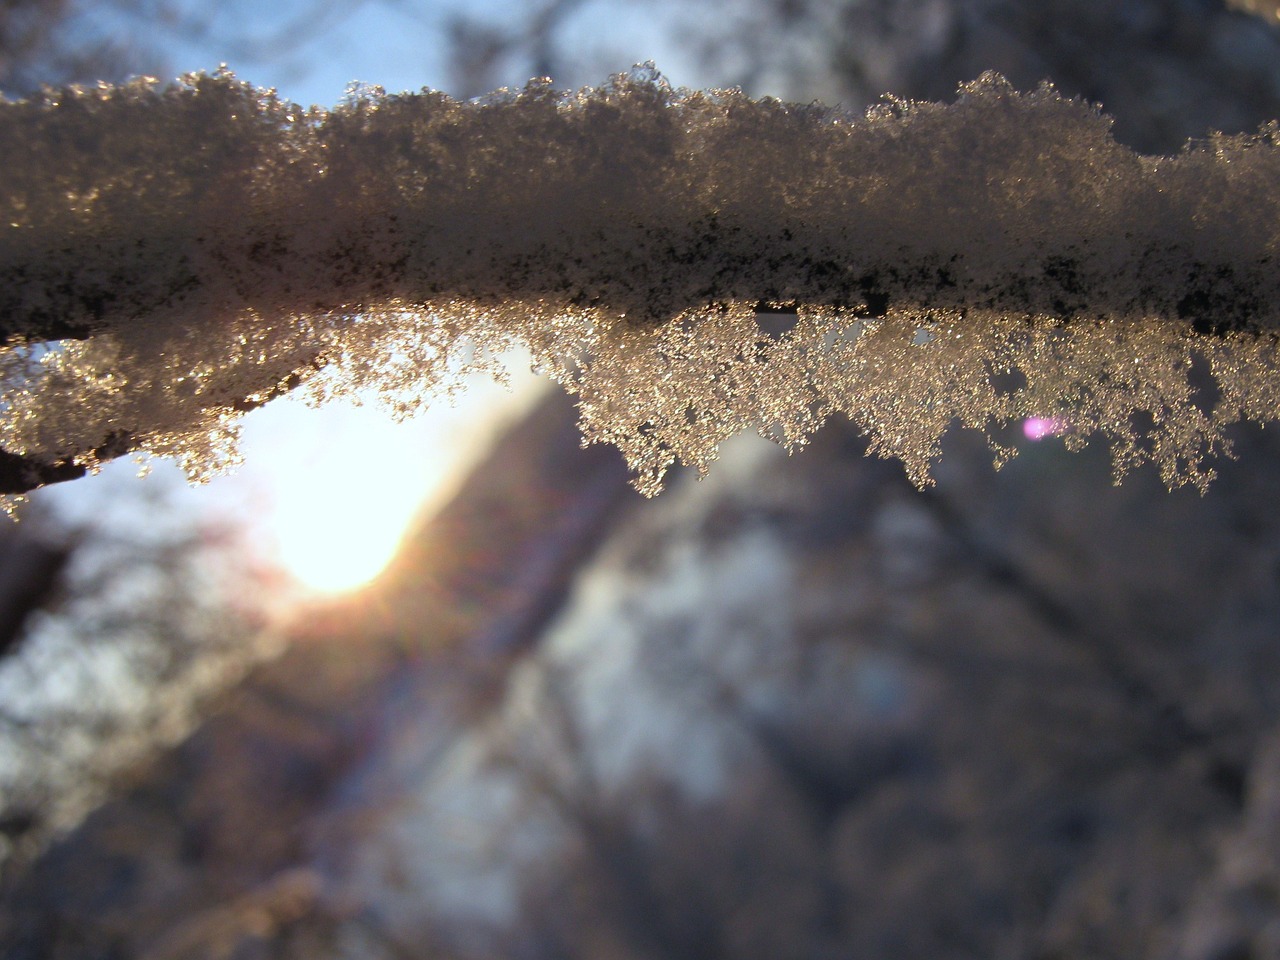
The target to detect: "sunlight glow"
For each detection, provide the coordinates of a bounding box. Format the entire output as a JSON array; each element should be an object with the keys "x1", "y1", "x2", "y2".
[
  {"x1": 267, "y1": 438, "x2": 449, "y2": 595},
  {"x1": 229, "y1": 360, "x2": 543, "y2": 599}
]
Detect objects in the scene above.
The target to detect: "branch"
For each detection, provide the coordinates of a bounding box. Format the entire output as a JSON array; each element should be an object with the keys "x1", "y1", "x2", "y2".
[{"x1": 3, "y1": 66, "x2": 1280, "y2": 497}]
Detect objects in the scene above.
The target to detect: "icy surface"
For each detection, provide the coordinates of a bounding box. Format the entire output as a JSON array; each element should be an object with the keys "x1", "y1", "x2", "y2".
[{"x1": 4, "y1": 65, "x2": 1280, "y2": 496}]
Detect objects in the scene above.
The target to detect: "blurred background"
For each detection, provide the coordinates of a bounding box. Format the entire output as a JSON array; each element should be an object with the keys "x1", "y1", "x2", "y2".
[{"x1": 6, "y1": 1, "x2": 1280, "y2": 958}]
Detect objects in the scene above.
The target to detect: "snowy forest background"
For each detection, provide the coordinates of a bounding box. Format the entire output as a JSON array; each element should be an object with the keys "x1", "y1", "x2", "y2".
[{"x1": 6, "y1": 1, "x2": 1280, "y2": 958}]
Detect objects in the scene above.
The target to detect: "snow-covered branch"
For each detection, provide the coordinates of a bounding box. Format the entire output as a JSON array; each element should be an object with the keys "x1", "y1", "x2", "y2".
[{"x1": 3, "y1": 65, "x2": 1280, "y2": 497}]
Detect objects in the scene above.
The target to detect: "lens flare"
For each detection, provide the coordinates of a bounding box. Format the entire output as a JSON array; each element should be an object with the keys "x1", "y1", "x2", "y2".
[{"x1": 1023, "y1": 416, "x2": 1067, "y2": 441}]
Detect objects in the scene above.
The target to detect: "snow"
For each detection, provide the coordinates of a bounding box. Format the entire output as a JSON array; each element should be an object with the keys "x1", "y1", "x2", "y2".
[{"x1": 3, "y1": 65, "x2": 1280, "y2": 496}]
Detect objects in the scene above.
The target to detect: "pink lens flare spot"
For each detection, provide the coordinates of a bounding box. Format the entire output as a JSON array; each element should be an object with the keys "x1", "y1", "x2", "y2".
[{"x1": 1023, "y1": 417, "x2": 1067, "y2": 441}]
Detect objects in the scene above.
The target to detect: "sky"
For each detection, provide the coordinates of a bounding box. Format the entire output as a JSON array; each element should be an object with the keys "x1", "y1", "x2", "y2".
[{"x1": 162, "y1": 0, "x2": 709, "y2": 106}]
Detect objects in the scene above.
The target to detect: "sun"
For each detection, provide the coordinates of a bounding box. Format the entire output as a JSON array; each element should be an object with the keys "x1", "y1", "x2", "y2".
[
  {"x1": 266, "y1": 443, "x2": 443, "y2": 595},
  {"x1": 226, "y1": 362, "x2": 543, "y2": 599}
]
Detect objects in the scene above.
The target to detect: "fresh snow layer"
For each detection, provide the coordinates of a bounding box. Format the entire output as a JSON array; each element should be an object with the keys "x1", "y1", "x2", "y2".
[{"x1": 3, "y1": 65, "x2": 1280, "y2": 496}]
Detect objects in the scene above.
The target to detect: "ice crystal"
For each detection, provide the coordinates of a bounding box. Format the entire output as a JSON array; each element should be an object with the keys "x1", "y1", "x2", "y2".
[{"x1": 3, "y1": 66, "x2": 1280, "y2": 497}]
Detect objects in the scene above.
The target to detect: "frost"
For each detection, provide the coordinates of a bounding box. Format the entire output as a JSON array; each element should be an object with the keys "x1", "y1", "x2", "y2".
[{"x1": 3, "y1": 66, "x2": 1280, "y2": 496}]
